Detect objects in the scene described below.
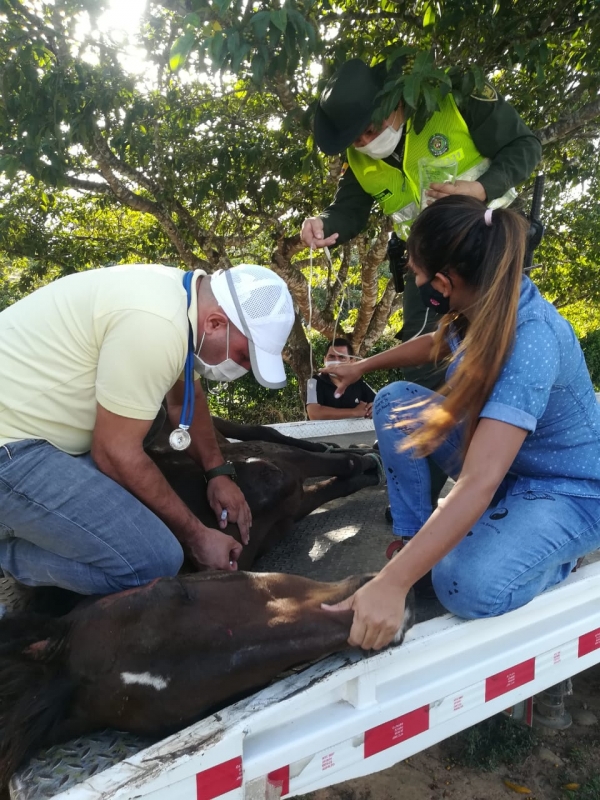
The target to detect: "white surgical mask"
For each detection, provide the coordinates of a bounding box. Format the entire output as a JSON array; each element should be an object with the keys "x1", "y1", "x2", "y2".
[
  {"x1": 194, "y1": 323, "x2": 248, "y2": 383},
  {"x1": 355, "y1": 119, "x2": 404, "y2": 160},
  {"x1": 324, "y1": 359, "x2": 344, "y2": 368}
]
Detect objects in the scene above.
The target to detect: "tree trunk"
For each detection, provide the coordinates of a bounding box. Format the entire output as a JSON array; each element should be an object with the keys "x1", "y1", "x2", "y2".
[
  {"x1": 351, "y1": 224, "x2": 391, "y2": 349},
  {"x1": 283, "y1": 314, "x2": 312, "y2": 408},
  {"x1": 536, "y1": 97, "x2": 600, "y2": 145}
]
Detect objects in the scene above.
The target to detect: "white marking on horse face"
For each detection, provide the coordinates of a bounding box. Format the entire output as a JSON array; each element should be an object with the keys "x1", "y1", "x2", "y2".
[
  {"x1": 121, "y1": 671, "x2": 170, "y2": 691},
  {"x1": 392, "y1": 605, "x2": 415, "y2": 645}
]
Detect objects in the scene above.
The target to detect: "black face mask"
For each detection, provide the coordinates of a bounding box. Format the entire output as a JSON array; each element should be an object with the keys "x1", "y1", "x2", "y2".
[{"x1": 418, "y1": 280, "x2": 451, "y2": 315}]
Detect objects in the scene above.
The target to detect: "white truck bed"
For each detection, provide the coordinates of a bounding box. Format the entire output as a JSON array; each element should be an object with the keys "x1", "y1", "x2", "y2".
[{"x1": 9, "y1": 418, "x2": 600, "y2": 800}]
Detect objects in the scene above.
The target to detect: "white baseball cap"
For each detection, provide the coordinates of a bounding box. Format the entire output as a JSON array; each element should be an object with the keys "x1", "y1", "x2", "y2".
[{"x1": 210, "y1": 265, "x2": 295, "y2": 389}]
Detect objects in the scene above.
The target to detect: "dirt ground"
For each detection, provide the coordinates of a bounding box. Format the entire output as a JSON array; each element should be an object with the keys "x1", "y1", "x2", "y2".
[{"x1": 304, "y1": 663, "x2": 600, "y2": 800}]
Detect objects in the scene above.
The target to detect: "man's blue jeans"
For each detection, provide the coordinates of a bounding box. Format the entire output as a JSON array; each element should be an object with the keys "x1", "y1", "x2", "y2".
[
  {"x1": 0, "y1": 440, "x2": 184, "y2": 594},
  {"x1": 374, "y1": 382, "x2": 600, "y2": 619}
]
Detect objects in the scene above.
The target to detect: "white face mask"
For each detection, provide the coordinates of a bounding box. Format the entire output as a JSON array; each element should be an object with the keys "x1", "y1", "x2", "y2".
[
  {"x1": 324, "y1": 359, "x2": 344, "y2": 368},
  {"x1": 355, "y1": 120, "x2": 403, "y2": 160},
  {"x1": 194, "y1": 323, "x2": 248, "y2": 383}
]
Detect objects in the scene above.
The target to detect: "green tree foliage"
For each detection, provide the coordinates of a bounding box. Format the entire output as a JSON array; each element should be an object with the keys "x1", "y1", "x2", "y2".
[
  {"x1": 0, "y1": 0, "x2": 599, "y2": 405},
  {"x1": 580, "y1": 330, "x2": 600, "y2": 391},
  {"x1": 0, "y1": 177, "x2": 174, "y2": 269}
]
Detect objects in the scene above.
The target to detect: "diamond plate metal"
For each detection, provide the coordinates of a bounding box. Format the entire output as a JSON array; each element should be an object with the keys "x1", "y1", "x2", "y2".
[
  {"x1": 266, "y1": 419, "x2": 375, "y2": 441},
  {"x1": 0, "y1": 575, "x2": 36, "y2": 613},
  {"x1": 9, "y1": 731, "x2": 154, "y2": 800}
]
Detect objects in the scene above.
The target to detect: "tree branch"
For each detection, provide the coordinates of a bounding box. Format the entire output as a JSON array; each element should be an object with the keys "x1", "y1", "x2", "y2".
[
  {"x1": 61, "y1": 174, "x2": 112, "y2": 194},
  {"x1": 351, "y1": 222, "x2": 391, "y2": 348},
  {"x1": 283, "y1": 312, "x2": 312, "y2": 405},
  {"x1": 271, "y1": 73, "x2": 302, "y2": 115},
  {"x1": 536, "y1": 96, "x2": 600, "y2": 146},
  {"x1": 90, "y1": 130, "x2": 203, "y2": 269},
  {"x1": 271, "y1": 234, "x2": 335, "y2": 339},
  {"x1": 92, "y1": 123, "x2": 161, "y2": 196},
  {"x1": 360, "y1": 278, "x2": 398, "y2": 354}
]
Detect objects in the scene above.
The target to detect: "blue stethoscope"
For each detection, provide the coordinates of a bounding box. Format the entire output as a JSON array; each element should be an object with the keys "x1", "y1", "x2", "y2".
[{"x1": 169, "y1": 271, "x2": 196, "y2": 451}]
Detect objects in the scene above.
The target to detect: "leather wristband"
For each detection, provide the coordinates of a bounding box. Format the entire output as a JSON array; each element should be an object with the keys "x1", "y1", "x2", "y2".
[{"x1": 204, "y1": 461, "x2": 237, "y2": 484}]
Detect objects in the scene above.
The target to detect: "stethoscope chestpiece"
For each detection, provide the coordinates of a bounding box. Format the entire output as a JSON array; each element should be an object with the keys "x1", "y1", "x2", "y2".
[{"x1": 171, "y1": 271, "x2": 196, "y2": 452}]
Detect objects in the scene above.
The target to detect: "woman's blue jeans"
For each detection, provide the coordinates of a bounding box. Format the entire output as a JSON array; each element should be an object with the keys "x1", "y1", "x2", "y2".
[
  {"x1": 0, "y1": 440, "x2": 184, "y2": 595},
  {"x1": 373, "y1": 382, "x2": 600, "y2": 619}
]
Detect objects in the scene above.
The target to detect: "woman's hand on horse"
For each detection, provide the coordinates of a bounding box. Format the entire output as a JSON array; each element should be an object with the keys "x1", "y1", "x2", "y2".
[
  {"x1": 207, "y1": 476, "x2": 252, "y2": 544},
  {"x1": 186, "y1": 526, "x2": 243, "y2": 571},
  {"x1": 319, "y1": 362, "x2": 364, "y2": 397},
  {"x1": 322, "y1": 574, "x2": 407, "y2": 651}
]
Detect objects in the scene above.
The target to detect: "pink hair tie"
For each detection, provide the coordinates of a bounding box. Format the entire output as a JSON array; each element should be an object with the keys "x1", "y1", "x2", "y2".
[{"x1": 484, "y1": 208, "x2": 493, "y2": 227}]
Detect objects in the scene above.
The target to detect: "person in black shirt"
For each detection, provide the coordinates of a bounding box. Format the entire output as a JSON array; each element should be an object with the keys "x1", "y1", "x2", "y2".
[{"x1": 306, "y1": 338, "x2": 375, "y2": 420}]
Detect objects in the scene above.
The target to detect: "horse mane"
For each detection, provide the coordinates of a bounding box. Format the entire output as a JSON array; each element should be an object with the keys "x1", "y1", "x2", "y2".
[{"x1": 0, "y1": 611, "x2": 75, "y2": 785}]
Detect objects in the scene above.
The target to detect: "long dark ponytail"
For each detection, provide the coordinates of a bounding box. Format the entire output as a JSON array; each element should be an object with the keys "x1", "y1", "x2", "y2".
[{"x1": 404, "y1": 195, "x2": 528, "y2": 454}]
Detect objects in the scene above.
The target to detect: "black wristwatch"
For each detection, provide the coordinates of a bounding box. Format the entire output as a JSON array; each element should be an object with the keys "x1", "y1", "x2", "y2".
[{"x1": 204, "y1": 461, "x2": 237, "y2": 484}]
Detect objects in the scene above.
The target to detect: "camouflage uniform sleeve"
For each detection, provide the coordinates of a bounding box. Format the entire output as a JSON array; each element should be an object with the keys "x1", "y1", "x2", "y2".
[
  {"x1": 319, "y1": 164, "x2": 374, "y2": 244},
  {"x1": 461, "y1": 83, "x2": 542, "y2": 201}
]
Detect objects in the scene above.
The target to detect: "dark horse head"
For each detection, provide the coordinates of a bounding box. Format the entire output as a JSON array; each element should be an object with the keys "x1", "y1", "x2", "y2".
[{"x1": 0, "y1": 572, "x2": 415, "y2": 783}]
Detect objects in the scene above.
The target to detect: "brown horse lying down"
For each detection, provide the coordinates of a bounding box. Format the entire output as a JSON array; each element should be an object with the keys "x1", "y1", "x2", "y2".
[
  {"x1": 149, "y1": 416, "x2": 381, "y2": 568},
  {"x1": 0, "y1": 572, "x2": 416, "y2": 783}
]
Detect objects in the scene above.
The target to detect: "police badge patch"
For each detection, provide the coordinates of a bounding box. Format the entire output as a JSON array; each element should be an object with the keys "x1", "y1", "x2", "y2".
[
  {"x1": 428, "y1": 133, "x2": 449, "y2": 156},
  {"x1": 470, "y1": 82, "x2": 498, "y2": 102}
]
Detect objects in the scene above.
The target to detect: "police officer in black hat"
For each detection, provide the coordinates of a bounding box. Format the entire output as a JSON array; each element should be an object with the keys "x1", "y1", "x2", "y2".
[{"x1": 302, "y1": 57, "x2": 542, "y2": 390}]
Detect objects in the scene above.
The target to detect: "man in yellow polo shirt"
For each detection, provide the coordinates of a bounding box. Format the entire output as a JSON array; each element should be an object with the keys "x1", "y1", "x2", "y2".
[{"x1": 0, "y1": 263, "x2": 294, "y2": 594}]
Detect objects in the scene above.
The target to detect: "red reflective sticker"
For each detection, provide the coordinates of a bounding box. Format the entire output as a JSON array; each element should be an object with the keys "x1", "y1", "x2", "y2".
[
  {"x1": 578, "y1": 628, "x2": 600, "y2": 657},
  {"x1": 196, "y1": 756, "x2": 243, "y2": 800},
  {"x1": 485, "y1": 658, "x2": 535, "y2": 702},
  {"x1": 267, "y1": 766, "x2": 290, "y2": 796},
  {"x1": 364, "y1": 706, "x2": 430, "y2": 758}
]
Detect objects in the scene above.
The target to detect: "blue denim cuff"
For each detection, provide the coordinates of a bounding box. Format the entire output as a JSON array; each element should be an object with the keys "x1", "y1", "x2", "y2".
[
  {"x1": 479, "y1": 401, "x2": 537, "y2": 433},
  {"x1": 392, "y1": 527, "x2": 421, "y2": 538}
]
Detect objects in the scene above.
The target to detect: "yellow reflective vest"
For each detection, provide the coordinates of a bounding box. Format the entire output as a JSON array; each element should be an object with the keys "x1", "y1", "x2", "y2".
[{"x1": 346, "y1": 94, "x2": 516, "y2": 226}]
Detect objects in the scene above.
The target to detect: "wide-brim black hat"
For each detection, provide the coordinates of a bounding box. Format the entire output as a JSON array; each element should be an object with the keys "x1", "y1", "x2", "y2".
[{"x1": 314, "y1": 59, "x2": 387, "y2": 156}]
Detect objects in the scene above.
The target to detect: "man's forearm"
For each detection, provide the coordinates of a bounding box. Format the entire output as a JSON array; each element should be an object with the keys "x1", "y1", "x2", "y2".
[
  {"x1": 320, "y1": 168, "x2": 374, "y2": 244},
  {"x1": 478, "y1": 136, "x2": 543, "y2": 201},
  {"x1": 93, "y1": 445, "x2": 207, "y2": 545},
  {"x1": 464, "y1": 91, "x2": 542, "y2": 201},
  {"x1": 307, "y1": 404, "x2": 362, "y2": 420}
]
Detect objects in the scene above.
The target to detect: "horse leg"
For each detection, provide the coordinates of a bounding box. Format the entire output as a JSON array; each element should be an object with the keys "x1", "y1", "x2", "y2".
[
  {"x1": 294, "y1": 472, "x2": 380, "y2": 521},
  {"x1": 237, "y1": 515, "x2": 296, "y2": 567},
  {"x1": 277, "y1": 449, "x2": 376, "y2": 480},
  {"x1": 218, "y1": 444, "x2": 374, "y2": 483},
  {"x1": 211, "y1": 417, "x2": 329, "y2": 453}
]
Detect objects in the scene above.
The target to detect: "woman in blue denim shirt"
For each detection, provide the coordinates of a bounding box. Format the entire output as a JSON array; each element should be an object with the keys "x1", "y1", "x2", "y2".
[{"x1": 322, "y1": 195, "x2": 600, "y2": 651}]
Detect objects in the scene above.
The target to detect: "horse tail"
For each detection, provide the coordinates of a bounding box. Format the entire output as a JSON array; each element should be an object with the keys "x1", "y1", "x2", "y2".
[{"x1": 0, "y1": 611, "x2": 75, "y2": 784}]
